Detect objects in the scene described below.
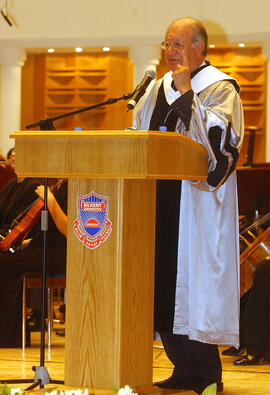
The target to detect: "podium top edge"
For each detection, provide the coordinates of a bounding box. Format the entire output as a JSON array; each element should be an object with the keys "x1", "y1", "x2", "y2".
[
  {"x1": 12, "y1": 130, "x2": 180, "y2": 137},
  {"x1": 11, "y1": 130, "x2": 207, "y2": 155}
]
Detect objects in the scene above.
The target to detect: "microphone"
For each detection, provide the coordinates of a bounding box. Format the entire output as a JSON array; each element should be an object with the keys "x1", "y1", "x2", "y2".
[{"x1": 127, "y1": 69, "x2": 156, "y2": 110}]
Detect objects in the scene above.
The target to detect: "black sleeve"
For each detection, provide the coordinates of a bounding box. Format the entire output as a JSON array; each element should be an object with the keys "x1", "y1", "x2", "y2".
[{"x1": 170, "y1": 89, "x2": 194, "y2": 130}]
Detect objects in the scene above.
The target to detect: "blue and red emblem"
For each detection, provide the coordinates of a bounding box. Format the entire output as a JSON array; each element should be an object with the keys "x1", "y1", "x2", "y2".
[{"x1": 73, "y1": 191, "x2": 112, "y2": 249}]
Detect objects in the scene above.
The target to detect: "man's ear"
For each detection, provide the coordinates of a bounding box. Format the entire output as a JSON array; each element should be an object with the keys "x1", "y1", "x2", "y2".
[{"x1": 195, "y1": 40, "x2": 205, "y2": 57}]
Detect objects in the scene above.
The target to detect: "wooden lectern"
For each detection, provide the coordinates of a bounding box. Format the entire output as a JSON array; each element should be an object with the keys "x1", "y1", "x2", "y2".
[{"x1": 11, "y1": 130, "x2": 208, "y2": 391}]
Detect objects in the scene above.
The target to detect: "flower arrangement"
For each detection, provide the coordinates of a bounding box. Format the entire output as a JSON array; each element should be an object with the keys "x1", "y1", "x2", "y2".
[
  {"x1": 0, "y1": 385, "x2": 24, "y2": 395},
  {"x1": 0, "y1": 384, "x2": 138, "y2": 395}
]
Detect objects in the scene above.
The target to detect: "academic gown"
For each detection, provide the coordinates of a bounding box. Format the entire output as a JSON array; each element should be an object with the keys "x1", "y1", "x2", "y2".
[{"x1": 133, "y1": 65, "x2": 244, "y2": 347}]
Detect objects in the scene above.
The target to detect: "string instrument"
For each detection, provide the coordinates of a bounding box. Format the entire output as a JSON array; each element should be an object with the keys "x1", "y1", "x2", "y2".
[
  {"x1": 0, "y1": 179, "x2": 64, "y2": 254},
  {"x1": 240, "y1": 212, "x2": 270, "y2": 296}
]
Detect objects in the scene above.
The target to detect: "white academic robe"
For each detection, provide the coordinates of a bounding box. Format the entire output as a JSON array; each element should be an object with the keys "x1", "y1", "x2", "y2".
[{"x1": 133, "y1": 66, "x2": 244, "y2": 347}]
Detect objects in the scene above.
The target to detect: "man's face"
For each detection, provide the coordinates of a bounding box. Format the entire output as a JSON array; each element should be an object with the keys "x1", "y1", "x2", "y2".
[
  {"x1": 164, "y1": 23, "x2": 203, "y2": 72},
  {"x1": 9, "y1": 149, "x2": 15, "y2": 170}
]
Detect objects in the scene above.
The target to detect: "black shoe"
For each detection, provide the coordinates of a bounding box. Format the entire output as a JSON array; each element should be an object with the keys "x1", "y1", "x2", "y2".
[
  {"x1": 154, "y1": 375, "x2": 189, "y2": 389},
  {"x1": 233, "y1": 354, "x2": 262, "y2": 366},
  {"x1": 222, "y1": 346, "x2": 245, "y2": 356},
  {"x1": 56, "y1": 330, "x2": 65, "y2": 337},
  {"x1": 154, "y1": 376, "x2": 223, "y2": 392}
]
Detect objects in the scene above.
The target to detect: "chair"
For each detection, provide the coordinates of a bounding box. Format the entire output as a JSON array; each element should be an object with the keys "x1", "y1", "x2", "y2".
[{"x1": 22, "y1": 273, "x2": 66, "y2": 349}]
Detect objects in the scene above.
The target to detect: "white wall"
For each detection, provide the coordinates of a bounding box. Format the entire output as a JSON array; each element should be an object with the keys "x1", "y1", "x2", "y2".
[{"x1": 0, "y1": 0, "x2": 269, "y2": 49}]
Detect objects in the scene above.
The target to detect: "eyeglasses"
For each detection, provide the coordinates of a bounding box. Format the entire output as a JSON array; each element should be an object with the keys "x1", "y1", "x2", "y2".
[{"x1": 160, "y1": 41, "x2": 184, "y2": 51}]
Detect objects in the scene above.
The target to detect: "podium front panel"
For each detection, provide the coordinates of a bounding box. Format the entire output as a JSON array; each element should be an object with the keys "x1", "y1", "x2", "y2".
[{"x1": 65, "y1": 178, "x2": 156, "y2": 388}]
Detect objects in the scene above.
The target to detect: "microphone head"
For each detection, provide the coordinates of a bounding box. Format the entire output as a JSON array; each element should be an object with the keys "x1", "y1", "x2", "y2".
[
  {"x1": 127, "y1": 69, "x2": 156, "y2": 110},
  {"x1": 145, "y1": 69, "x2": 156, "y2": 79}
]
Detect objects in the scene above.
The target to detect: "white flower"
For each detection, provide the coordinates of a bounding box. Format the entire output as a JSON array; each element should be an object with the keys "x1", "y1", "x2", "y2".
[
  {"x1": 44, "y1": 390, "x2": 89, "y2": 395},
  {"x1": 118, "y1": 385, "x2": 138, "y2": 395},
  {"x1": 10, "y1": 388, "x2": 23, "y2": 395}
]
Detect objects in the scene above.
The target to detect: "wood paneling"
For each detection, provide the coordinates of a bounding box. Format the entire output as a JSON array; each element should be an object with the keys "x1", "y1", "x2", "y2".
[{"x1": 21, "y1": 52, "x2": 133, "y2": 132}]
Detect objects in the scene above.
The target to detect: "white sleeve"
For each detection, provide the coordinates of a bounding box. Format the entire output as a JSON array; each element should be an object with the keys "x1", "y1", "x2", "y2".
[{"x1": 185, "y1": 80, "x2": 244, "y2": 192}]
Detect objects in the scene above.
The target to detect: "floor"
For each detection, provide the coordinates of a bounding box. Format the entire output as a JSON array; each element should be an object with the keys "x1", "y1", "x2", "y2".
[{"x1": 0, "y1": 329, "x2": 269, "y2": 394}]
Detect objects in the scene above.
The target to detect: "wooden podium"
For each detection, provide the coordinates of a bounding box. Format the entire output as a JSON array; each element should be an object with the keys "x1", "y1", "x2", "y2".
[{"x1": 11, "y1": 130, "x2": 208, "y2": 391}]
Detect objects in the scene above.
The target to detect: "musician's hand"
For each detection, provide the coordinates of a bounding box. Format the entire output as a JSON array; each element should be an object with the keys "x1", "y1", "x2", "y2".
[
  {"x1": 35, "y1": 185, "x2": 54, "y2": 202},
  {"x1": 21, "y1": 238, "x2": 32, "y2": 250},
  {"x1": 172, "y1": 50, "x2": 192, "y2": 94},
  {"x1": 35, "y1": 182, "x2": 67, "y2": 237}
]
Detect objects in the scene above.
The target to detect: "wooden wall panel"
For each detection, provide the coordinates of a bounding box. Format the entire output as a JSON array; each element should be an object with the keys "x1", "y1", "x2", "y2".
[{"x1": 21, "y1": 52, "x2": 133, "y2": 132}]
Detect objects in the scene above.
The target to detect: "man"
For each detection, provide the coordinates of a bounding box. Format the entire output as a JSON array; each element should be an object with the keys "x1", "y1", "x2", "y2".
[{"x1": 133, "y1": 17, "x2": 244, "y2": 395}]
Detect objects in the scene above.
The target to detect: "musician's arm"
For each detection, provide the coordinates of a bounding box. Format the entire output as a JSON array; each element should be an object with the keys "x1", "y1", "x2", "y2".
[{"x1": 35, "y1": 185, "x2": 67, "y2": 237}]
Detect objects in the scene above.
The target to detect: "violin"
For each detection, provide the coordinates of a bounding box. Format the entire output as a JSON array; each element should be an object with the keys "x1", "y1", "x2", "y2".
[{"x1": 0, "y1": 179, "x2": 64, "y2": 254}]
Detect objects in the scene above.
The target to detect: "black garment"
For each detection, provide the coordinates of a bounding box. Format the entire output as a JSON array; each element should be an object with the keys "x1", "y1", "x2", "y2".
[
  {"x1": 149, "y1": 81, "x2": 179, "y2": 132},
  {"x1": 149, "y1": 81, "x2": 181, "y2": 332},
  {"x1": 240, "y1": 259, "x2": 270, "y2": 356},
  {"x1": 0, "y1": 179, "x2": 67, "y2": 347},
  {"x1": 154, "y1": 179, "x2": 181, "y2": 331},
  {"x1": 0, "y1": 165, "x2": 16, "y2": 192}
]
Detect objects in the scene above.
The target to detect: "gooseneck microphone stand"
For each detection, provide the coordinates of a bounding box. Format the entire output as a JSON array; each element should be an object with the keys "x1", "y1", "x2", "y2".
[{"x1": 0, "y1": 90, "x2": 135, "y2": 390}]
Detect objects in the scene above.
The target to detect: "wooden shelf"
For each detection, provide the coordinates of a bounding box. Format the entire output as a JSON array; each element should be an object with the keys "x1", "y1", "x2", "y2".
[
  {"x1": 77, "y1": 92, "x2": 107, "y2": 106},
  {"x1": 78, "y1": 69, "x2": 107, "y2": 73},
  {"x1": 77, "y1": 75, "x2": 107, "y2": 89},
  {"x1": 46, "y1": 92, "x2": 76, "y2": 106},
  {"x1": 207, "y1": 44, "x2": 266, "y2": 165},
  {"x1": 240, "y1": 87, "x2": 265, "y2": 104},
  {"x1": 47, "y1": 69, "x2": 76, "y2": 74},
  {"x1": 46, "y1": 76, "x2": 76, "y2": 89},
  {"x1": 40, "y1": 52, "x2": 133, "y2": 131}
]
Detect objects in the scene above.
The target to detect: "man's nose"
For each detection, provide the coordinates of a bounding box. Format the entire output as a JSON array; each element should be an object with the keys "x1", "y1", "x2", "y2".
[{"x1": 167, "y1": 45, "x2": 178, "y2": 54}]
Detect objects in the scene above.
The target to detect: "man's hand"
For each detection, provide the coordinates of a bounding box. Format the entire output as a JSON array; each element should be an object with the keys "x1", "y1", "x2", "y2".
[{"x1": 172, "y1": 50, "x2": 192, "y2": 95}]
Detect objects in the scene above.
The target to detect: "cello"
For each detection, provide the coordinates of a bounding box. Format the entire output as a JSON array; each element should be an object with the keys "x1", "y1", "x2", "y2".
[
  {"x1": 239, "y1": 212, "x2": 270, "y2": 296},
  {"x1": 0, "y1": 179, "x2": 64, "y2": 253}
]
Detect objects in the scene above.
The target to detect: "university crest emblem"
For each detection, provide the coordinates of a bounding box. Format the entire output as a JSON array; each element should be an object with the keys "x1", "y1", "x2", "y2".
[{"x1": 73, "y1": 191, "x2": 112, "y2": 249}]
